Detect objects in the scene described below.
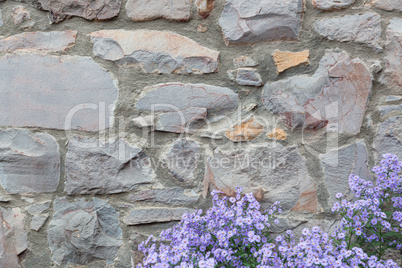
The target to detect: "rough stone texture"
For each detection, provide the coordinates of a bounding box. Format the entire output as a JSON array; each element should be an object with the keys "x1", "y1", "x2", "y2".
[
  {"x1": 30, "y1": 214, "x2": 49, "y2": 231},
  {"x1": 0, "y1": 54, "x2": 118, "y2": 131},
  {"x1": 0, "y1": 10, "x2": 3, "y2": 27},
  {"x1": 126, "y1": 0, "x2": 191, "y2": 21},
  {"x1": 373, "y1": 116, "x2": 402, "y2": 160},
  {"x1": 312, "y1": 0, "x2": 355, "y2": 10},
  {"x1": 228, "y1": 68, "x2": 263, "y2": 86},
  {"x1": 127, "y1": 188, "x2": 200, "y2": 205},
  {"x1": 203, "y1": 145, "x2": 319, "y2": 212},
  {"x1": 65, "y1": 136, "x2": 155, "y2": 195},
  {"x1": 319, "y1": 141, "x2": 370, "y2": 204},
  {"x1": 196, "y1": 0, "x2": 214, "y2": 18},
  {"x1": 0, "y1": 129, "x2": 60, "y2": 194},
  {"x1": 233, "y1": 56, "x2": 258, "y2": 67},
  {"x1": 162, "y1": 139, "x2": 200, "y2": 183},
  {"x1": 0, "y1": 31, "x2": 76, "y2": 52},
  {"x1": 124, "y1": 207, "x2": 193, "y2": 225},
  {"x1": 32, "y1": 0, "x2": 121, "y2": 22},
  {"x1": 267, "y1": 128, "x2": 288, "y2": 140},
  {"x1": 12, "y1": 6, "x2": 30, "y2": 25},
  {"x1": 386, "y1": 95, "x2": 402, "y2": 102},
  {"x1": 380, "y1": 19, "x2": 402, "y2": 92},
  {"x1": 89, "y1": 30, "x2": 219, "y2": 74},
  {"x1": 272, "y1": 50, "x2": 309, "y2": 74},
  {"x1": 156, "y1": 107, "x2": 207, "y2": 133},
  {"x1": 219, "y1": 0, "x2": 305, "y2": 45},
  {"x1": 262, "y1": 50, "x2": 372, "y2": 135},
  {"x1": 26, "y1": 201, "x2": 51, "y2": 215},
  {"x1": 48, "y1": 197, "x2": 122, "y2": 266},
  {"x1": 379, "y1": 104, "x2": 402, "y2": 117},
  {"x1": 225, "y1": 116, "x2": 264, "y2": 142},
  {"x1": 371, "y1": 0, "x2": 402, "y2": 12},
  {"x1": 313, "y1": 13, "x2": 382, "y2": 50}
]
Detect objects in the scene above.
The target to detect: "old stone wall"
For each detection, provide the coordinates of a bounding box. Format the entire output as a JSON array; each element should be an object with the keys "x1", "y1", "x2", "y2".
[{"x1": 0, "y1": 0, "x2": 401, "y2": 266}]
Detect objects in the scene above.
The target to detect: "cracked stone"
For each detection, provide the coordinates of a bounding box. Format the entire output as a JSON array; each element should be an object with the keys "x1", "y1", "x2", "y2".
[
  {"x1": 313, "y1": 0, "x2": 355, "y2": 10},
  {"x1": 124, "y1": 207, "x2": 193, "y2": 225},
  {"x1": 126, "y1": 0, "x2": 191, "y2": 21},
  {"x1": 272, "y1": 50, "x2": 309, "y2": 74},
  {"x1": 225, "y1": 116, "x2": 264, "y2": 142}
]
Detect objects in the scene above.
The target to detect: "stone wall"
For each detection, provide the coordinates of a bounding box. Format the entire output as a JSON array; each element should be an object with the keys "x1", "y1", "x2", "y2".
[{"x1": 0, "y1": 0, "x2": 401, "y2": 266}]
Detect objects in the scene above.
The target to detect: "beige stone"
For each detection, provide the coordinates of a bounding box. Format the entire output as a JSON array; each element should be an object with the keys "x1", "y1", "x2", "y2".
[
  {"x1": 225, "y1": 116, "x2": 264, "y2": 142},
  {"x1": 126, "y1": 0, "x2": 191, "y2": 21},
  {"x1": 273, "y1": 50, "x2": 309, "y2": 74},
  {"x1": 267, "y1": 128, "x2": 288, "y2": 140}
]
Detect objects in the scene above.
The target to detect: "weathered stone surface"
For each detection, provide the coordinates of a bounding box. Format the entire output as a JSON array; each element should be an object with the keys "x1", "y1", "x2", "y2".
[
  {"x1": 313, "y1": 13, "x2": 381, "y2": 49},
  {"x1": 127, "y1": 188, "x2": 200, "y2": 205},
  {"x1": 219, "y1": 0, "x2": 305, "y2": 45},
  {"x1": 267, "y1": 128, "x2": 288, "y2": 140},
  {"x1": 312, "y1": 0, "x2": 355, "y2": 10},
  {"x1": 26, "y1": 201, "x2": 51, "y2": 215},
  {"x1": 0, "y1": 129, "x2": 60, "y2": 194},
  {"x1": 0, "y1": 54, "x2": 118, "y2": 131},
  {"x1": 233, "y1": 56, "x2": 258, "y2": 67},
  {"x1": 229, "y1": 68, "x2": 263, "y2": 86},
  {"x1": 319, "y1": 141, "x2": 370, "y2": 204},
  {"x1": 0, "y1": 31, "x2": 76, "y2": 52},
  {"x1": 162, "y1": 139, "x2": 200, "y2": 183},
  {"x1": 126, "y1": 0, "x2": 191, "y2": 21},
  {"x1": 0, "y1": 10, "x2": 3, "y2": 27},
  {"x1": 196, "y1": 0, "x2": 214, "y2": 18},
  {"x1": 30, "y1": 214, "x2": 49, "y2": 231},
  {"x1": 225, "y1": 116, "x2": 264, "y2": 142},
  {"x1": 203, "y1": 145, "x2": 319, "y2": 212},
  {"x1": 48, "y1": 197, "x2": 122, "y2": 266},
  {"x1": 379, "y1": 104, "x2": 402, "y2": 117},
  {"x1": 32, "y1": 0, "x2": 121, "y2": 22},
  {"x1": 135, "y1": 83, "x2": 238, "y2": 132},
  {"x1": 124, "y1": 207, "x2": 193, "y2": 225},
  {"x1": 386, "y1": 95, "x2": 402, "y2": 102},
  {"x1": 373, "y1": 116, "x2": 402, "y2": 160},
  {"x1": 89, "y1": 30, "x2": 219, "y2": 74},
  {"x1": 12, "y1": 6, "x2": 30, "y2": 25},
  {"x1": 380, "y1": 19, "x2": 402, "y2": 92},
  {"x1": 371, "y1": 0, "x2": 402, "y2": 12},
  {"x1": 65, "y1": 137, "x2": 155, "y2": 195},
  {"x1": 272, "y1": 50, "x2": 309, "y2": 74},
  {"x1": 262, "y1": 50, "x2": 372, "y2": 135}
]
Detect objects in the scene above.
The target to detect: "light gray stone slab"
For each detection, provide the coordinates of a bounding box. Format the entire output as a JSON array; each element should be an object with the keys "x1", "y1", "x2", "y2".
[
  {"x1": 312, "y1": 0, "x2": 355, "y2": 10},
  {"x1": 124, "y1": 207, "x2": 193, "y2": 225},
  {"x1": 30, "y1": 214, "x2": 48, "y2": 231},
  {"x1": 127, "y1": 188, "x2": 200, "y2": 205},
  {"x1": 126, "y1": 0, "x2": 191, "y2": 21},
  {"x1": 371, "y1": 0, "x2": 402, "y2": 12},
  {"x1": 373, "y1": 116, "x2": 402, "y2": 160}
]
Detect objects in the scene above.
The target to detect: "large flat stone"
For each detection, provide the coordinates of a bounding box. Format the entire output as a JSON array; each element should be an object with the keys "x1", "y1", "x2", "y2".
[
  {"x1": 313, "y1": 13, "x2": 381, "y2": 50},
  {"x1": 89, "y1": 30, "x2": 219, "y2": 74},
  {"x1": 0, "y1": 129, "x2": 60, "y2": 194},
  {"x1": 0, "y1": 31, "x2": 76, "y2": 52},
  {"x1": 127, "y1": 188, "x2": 200, "y2": 205},
  {"x1": 380, "y1": 19, "x2": 402, "y2": 92},
  {"x1": 312, "y1": 0, "x2": 355, "y2": 10},
  {"x1": 124, "y1": 207, "x2": 193, "y2": 225},
  {"x1": 65, "y1": 136, "x2": 155, "y2": 195},
  {"x1": 126, "y1": 0, "x2": 191, "y2": 21},
  {"x1": 48, "y1": 197, "x2": 122, "y2": 266},
  {"x1": 262, "y1": 50, "x2": 372, "y2": 135},
  {"x1": 0, "y1": 54, "x2": 119, "y2": 131},
  {"x1": 203, "y1": 145, "x2": 319, "y2": 212},
  {"x1": 371, "y1": 0, "x2": 402, "y2": 12},
  {"x1": 373, "y1": 116, "x2": 402, "y2": 160},
  {"x1": 32, "y1": 0, "x2": 121, "y2": 23},
  {"x1": 219, "y1": 0, "x2": 305, "y2": 45},
  {"x1": 319, "y1": 141, "x2": 370, "y2": 204}
]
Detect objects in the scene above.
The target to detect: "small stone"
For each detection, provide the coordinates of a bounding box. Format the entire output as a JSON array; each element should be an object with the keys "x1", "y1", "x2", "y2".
[
  {"x1": 132, "y1": 116, "x2": 154, "y2": 131},
  {"x1": 12, "y1": 6, "x2": 30, "y2": 25},
  {"x1": 267, "y1": 128, "x2": 288, "y2": 140},
  {"x1": 219, "y1": 0, "x2": 305, "y2": 45},
  {"x1": 0, "y1": 129, "x2": 60, "y2": 194},
  {"x1": 312, "y1": 0, "x2": 355, "y2": 10},
  {"x1": 89, "y1": 30, "x2": 219, "y2": 74},
  {"x1": 225, "y1": 116, "x2": 264, "y2": 142},
  {"x1": 197, "y1": 24, "x2": 208, "y2": 33},
  {"x1": 380, "y1": 19, "x2": 402, "y2": 92},
  {"x1": 378, "y1": 104, "x2": 402, "y2": 117},
  {"x1": 313, "y1": 13, "x2": 382, "y2": 50},
  {"x1": 386, "y1": 96, "x2": 402, "y2": 102},
  {"x1": 64, "y1": 136, "x2": 155, "y2": 195},
  {"x1": 48, "y1": 197, "x2": 122, "y2": 266},
  {"x1": 235, "y1": 68, "x2": 263, "y2": 86},
  {"x1": 30, "y1": 214, "x2": 48, "y2": 231},
  {"x1": 371, "y1": 0, "x2": 402, "y2": 12},
  {"x1": 127, "y1": 188, "x2": 200, "y2": 205},
  {"x1": 126, "y1": 0, "x2": 191, "y2": 21},
  {"x1": 233, "y1": 56, "x2": 258, "y2": 67},
  {"x1": 26, "y1": 201, "x2": 51, "y2": 215},
  {"x1": 272, "y1": 50, "x2": 309, "y2": 74},
  {"x1": 195, "y1": 0, "x2": 214, "y2": 18},
  {"x1": 124, "y1": 207, "x2": 193, "y2": 225},
  {"x1": 373, "y1": 116, "x2": 402, "y2": 160},
  {"x1": 0, "y1": 31, "x2": 77, "y2": 52},
  {"x1": 0, "y1": 207, "x2": 28, "y2": 255}
]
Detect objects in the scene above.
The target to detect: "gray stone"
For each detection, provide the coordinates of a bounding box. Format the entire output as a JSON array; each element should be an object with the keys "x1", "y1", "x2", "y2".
[
  {"x1": 262, "y1": 50, "x2": 372, "y2": 135},
  {"x1": 371, "y1": 0, "x2": 402, "y2": 12},
  {"x1": 12, "y1": 6, "x2": 30, "y2": 25},
  {"x1": 380, "y1": 19, "x2": 402, "y2": 92},
  {"x1": 89, "y1": 30, "x2": 219, "y2": 74},
  {"x1": 32, "y1": 0, "x2": 121, "y2": 23},
  {"x1": 127, "y1": 188, "x2": 200, "y2": 205},
  {"x1": 0, "y1": 31, "x2": 77, "y2": 52},
  {"x1": 0, "y1": 129, "x2": 60, "y2": 194},
  {"x1": 26, "y1": 201, "x2": 51, "y2": 215},
  {"x1": 65, "y1": 137, "x2": 155, "y2": 195},
  {"x1": 0, "y1": 54, "x2": 119, "y2": 131},
  {"x1": 124, "y1": 207, "x2": 193, "y2": 225},
  {"x1": 219, "y1": 0, "x2": 305, "y2": 45},
  {"x1": 162, "y1": 139, "x2": 200, "y2": 183},
  {"x1": 156, "y1": 107, "x2": 207, "y2": 133},
  {"x1": 373, "y1": 116, "x2": 402, "y2": 160},
  {"x1": 319, "y1": 141, "x2": 370, "y2": 204},
  {"x1": 203, "y1": 145, "x2": 319, "y2": 212},
  {"x1": 30, "y1": 214, "x2": 49, "y2": 231},
  {"x1": 0, "y1": 10, "x2": 3, "y2": 27},
  {"x1": 312, "y1": 0, "x2": 355, "y2": 10},
  {"x1": 229, "y1": 68, "x2": 263, "y2": 87},
  {"x1": 48, "y1": 197, "x2": 122, "y2": 266},
  {"x1": 386, "y1": 96, "x2": 402, "y2": 102},
  {"x1": 313, "y1": 13, "x2": 381, "y2": 50},
  {"x1": 378, "y1": 104, "x2": 402, "y2": 117},
  {"x1": 126, "y1": 0, "x2": 191, "y2": 21},
  {"x1": 233, "y1": 56, "x2": 258, "y2": 67}
]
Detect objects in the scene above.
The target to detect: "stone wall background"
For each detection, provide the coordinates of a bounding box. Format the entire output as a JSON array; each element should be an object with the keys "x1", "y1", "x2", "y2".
[{"x1": 0, "y1": 0, "x2": 401, "y2": 267}]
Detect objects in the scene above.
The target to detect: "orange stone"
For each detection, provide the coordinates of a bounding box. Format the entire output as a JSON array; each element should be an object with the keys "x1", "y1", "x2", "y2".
[
  {"x1": 272, "y1": 50, "x2": 309, "y2": 74},
  {"x1": 267, "y1": 128, "x2": 287, "y2": 140},
  {"x1": 225, "y1": 116, "x2": 264, "y2": 142}
]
